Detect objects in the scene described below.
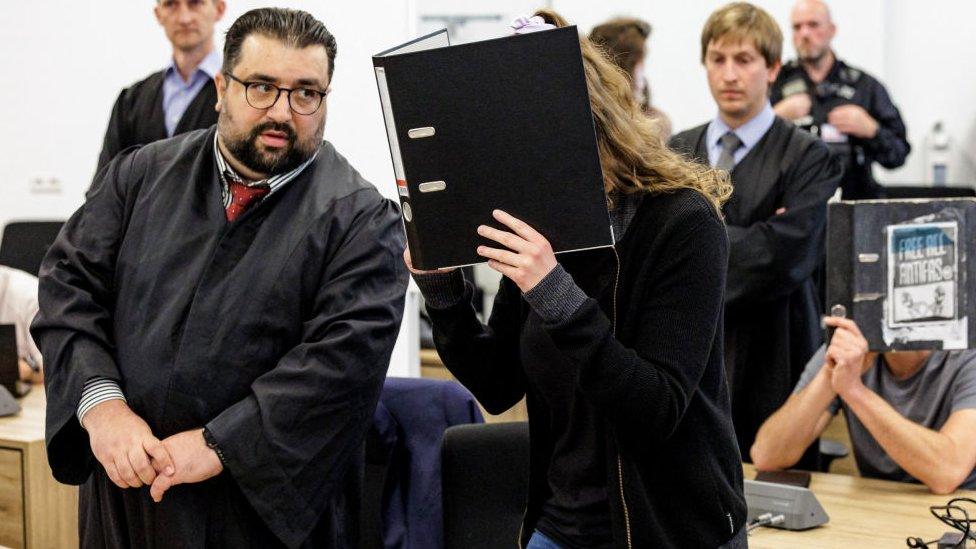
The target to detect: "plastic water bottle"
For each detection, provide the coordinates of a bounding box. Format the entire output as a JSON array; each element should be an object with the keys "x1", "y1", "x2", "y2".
[{"x1": 925, "y1": 121, "x2": 951, "y2": 186}]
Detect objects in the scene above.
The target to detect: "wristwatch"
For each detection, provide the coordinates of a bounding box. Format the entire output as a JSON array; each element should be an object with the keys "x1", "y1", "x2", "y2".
[{"x1": 202, "y1": 426, "x2": 227, "y2": 465}]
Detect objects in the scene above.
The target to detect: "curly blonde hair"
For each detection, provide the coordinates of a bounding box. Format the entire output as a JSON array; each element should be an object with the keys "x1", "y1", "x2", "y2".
[{"x1": 535, "y1": 9, "x2": 731, "y2": 213}]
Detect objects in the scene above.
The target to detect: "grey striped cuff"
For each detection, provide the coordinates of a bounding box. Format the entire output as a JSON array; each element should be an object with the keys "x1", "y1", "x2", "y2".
[
  {"x1": 77, "y1": 377, "x2": 126, "y2": 428},
  {"x1": 523, "y1": 264, "x2": 588, "y2": 323}
]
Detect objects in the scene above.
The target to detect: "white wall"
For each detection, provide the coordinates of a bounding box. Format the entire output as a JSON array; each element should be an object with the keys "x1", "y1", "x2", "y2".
[{"x1": 880, "y1": 0, "x2": 976, "y2": 185}]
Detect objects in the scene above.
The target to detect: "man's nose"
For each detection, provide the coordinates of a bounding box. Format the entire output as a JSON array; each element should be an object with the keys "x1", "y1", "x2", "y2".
[
  {"x1": 721, "y1": 62, "x2": 737, "y2": 82},
  {"x1": 266, "y1": 91, "x2": 294, "y2": 122},
  {"x1": 177, "y1": 3, "x2": 194, "y2": 24}
]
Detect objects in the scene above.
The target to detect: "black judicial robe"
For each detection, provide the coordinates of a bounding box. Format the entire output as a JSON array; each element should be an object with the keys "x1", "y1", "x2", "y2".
[
  {"x1": 96, "y1": 70, "x2": 219, "y2": 174},
  {"x1": 670, "y1": 117, "x2": 842, "y2": 460},
  {"x1": 33, "y1": 127, "x2": 408, "y2": 548}
]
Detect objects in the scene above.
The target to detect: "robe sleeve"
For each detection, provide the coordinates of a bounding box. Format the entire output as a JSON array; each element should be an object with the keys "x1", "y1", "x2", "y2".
[
  {"x1": 724, "y1": 139, "x2": 842, "y2": 306},
  {"x1": 95, "y1": 90, "x2": 128, "y2": 177},
  {"x1": 205, "y1": 192, "x2": 408, "y2": 548},
  {"x1": 424, "y1": 275, "x2": 528, "y2": 416},
  {"x1": 31, "y1": 148, "x2": 147, "y2": 484}
]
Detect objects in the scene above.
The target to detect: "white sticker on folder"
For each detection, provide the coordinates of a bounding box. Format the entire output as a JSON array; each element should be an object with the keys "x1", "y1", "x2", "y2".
[
  {"x1": 375, "y1": 67, "x2": 408, "y2": 197},
  {"x1": 408, "y1": 127, "x2": 436, "y2": 139},
  {"x1": 418, "y1": 181, "x2": 446, "y2": 193}
]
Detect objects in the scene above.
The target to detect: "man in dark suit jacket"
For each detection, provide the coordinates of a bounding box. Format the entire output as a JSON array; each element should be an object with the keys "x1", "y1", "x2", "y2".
[
  {"x1": 95, "y1": 0, "x2": 226, "y2": 175},
  {"x1": 670, "y1": 2, "x2": 841, "y2": 466}
]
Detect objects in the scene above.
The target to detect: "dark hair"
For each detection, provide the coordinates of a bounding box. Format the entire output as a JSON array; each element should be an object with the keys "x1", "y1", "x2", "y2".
[
  {"x1": 222, "y1": 8, "x2": 337, "y2": 81},
  {"x1": 589, "y1": 17, "x2": 652, "y2": 77}
]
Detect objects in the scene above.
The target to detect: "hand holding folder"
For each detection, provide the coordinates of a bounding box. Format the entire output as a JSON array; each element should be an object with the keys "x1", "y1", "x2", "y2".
[
  {"x1": 404, "y1": 209, "x2": 560, "y2": 294},
  {"x1": 476, "y1": 209, "x2": 559, "y2": 293},
  {"x1": 827, "y1": 198, "x2": 976, "y2": 350}
]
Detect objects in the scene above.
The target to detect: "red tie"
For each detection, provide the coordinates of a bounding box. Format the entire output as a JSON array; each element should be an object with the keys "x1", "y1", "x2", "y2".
[{"x1": 225, "y1": 180, "x2": 270, "y2": 222}]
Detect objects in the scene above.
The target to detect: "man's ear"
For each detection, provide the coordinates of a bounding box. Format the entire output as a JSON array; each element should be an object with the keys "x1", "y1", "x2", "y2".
[
  {"x1": 214, "y1": 72, "x2": 225, "y2": 112},
  {"x1": 767, "y1": 59, "x2": 783, "y2": 84},
  {"x1": 214, "y1": 0, "x2": 227, "y2": 22},
  {"x1": 154, "y1": 4, "x2": 164, "y2": 27}
]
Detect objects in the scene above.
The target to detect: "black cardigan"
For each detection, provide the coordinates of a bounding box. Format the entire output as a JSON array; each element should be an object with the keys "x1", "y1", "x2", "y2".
[{"x1": 427, "y1": 188, "x2": 746, "y2": 548}]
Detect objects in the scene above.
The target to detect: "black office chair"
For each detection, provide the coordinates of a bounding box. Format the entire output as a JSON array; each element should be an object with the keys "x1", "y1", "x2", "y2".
[
  {"x1": 442, "y1": 422, "x2": 529, "y2": 549},
  {"x1": 0, "y1": 221, "x2": 65, "y2": 276},
  {"x1": 881, "y1": 185, "x2": 976, "y2": 199}
]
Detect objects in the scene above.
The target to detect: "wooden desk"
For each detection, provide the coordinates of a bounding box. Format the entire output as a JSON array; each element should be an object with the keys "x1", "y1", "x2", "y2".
[
  {"x1": 0, "y1": 388, "x2": 78, "y2": 548},
  {"x1": 743, "y1": 464, "x2": 976, "y2": 548},
  {"x1": 419, "y1": 348, "x2": 447, "y2": 380}
]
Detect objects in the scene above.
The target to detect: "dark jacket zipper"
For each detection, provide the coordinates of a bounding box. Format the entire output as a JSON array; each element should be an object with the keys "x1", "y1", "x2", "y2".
[
  {"x1": 516, "y1": 246, "x2": 633, "y2": 548},
  {"x1": 611, "y1": 245, "x2": 633, "y2": 549}
]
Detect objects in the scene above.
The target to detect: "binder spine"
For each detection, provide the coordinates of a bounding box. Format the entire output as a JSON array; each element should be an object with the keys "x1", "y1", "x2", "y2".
[
  {"x1": 826, "y1": 202, "x2": 854, "y2": 320},
  {"x1": 374, "y1": 65, "x2": 426, "y2": 268}
]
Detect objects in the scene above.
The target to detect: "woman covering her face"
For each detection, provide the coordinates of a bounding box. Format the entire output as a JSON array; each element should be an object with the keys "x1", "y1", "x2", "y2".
[{"x1": 408, "y1": 10, "x2": 746, "y2": 549}]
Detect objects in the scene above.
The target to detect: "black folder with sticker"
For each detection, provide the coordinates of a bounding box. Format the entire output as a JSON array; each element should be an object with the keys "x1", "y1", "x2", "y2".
[
  {"x1": 373, "y1": 26, "x2": 612, "y2": 270},
  {"x1": 826, "y1": 198, "x2": 976, "y2": 351}
]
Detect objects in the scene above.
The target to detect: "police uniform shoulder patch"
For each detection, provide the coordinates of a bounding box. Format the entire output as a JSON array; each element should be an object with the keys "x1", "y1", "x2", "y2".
[
  {"x1": 782, "y1": 78, "x2": 808, "y2": 97},
  {"x1": 839, "y1": 65, "x2": 863, "y2": 83}
]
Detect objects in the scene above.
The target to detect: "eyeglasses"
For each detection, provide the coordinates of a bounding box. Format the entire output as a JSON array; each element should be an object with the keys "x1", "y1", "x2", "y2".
[{"x1": 225, "y1": 73, "x2": 328, "y2": 116}]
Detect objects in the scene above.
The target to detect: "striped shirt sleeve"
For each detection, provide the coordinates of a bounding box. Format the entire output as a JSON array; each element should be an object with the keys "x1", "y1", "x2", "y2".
[{"x1": 77, "y1": 377, "x2": 127, "y2": 427}]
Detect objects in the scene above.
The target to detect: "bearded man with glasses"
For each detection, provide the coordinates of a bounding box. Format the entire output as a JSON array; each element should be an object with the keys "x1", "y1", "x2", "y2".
[{"x1": 34, "y1": 8, "x2": 408, "y2": 548}]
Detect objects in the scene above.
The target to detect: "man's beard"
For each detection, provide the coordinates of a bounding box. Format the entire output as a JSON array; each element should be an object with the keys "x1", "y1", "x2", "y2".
[
  {"x1": 799, "y1": 44, "x2": 829, "y2": 65},
  {"x1": 219, "y1": 117, "x2": 321, "y2": 176}
]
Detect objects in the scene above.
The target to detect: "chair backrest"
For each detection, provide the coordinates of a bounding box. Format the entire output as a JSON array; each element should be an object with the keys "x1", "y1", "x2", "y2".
[
  {"x1": 0, "y1": 221, "x2": 65, "y2": 276},
  {"x1": 363, "y1": 378, "x2": 485, "y2": 549},
  {"x1": 882, "y1": 185, "x2": 976, "y2": 199},
  {"x1": 442, "y1": 421, "x2": 530, "y2": 549},
  {"x1": 0, "y1": 324, "x2": 18, "y2": 396}
]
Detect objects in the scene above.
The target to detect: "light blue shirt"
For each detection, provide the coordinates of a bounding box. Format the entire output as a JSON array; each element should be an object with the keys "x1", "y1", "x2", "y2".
[
  {"x1": 161, "y1": 50, "x2": 222, "y2": 137},
  {"x1": 706, "y1": 102, "x2": 776, "y2": 168}
]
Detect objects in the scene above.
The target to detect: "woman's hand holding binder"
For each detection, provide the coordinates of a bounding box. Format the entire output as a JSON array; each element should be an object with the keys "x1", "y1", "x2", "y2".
[{"x1": 476, "y1": 209, "x2": 558, "y2": 293}]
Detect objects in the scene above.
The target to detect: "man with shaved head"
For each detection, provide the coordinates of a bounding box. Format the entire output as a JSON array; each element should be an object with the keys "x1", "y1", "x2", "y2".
[{"x1": 772, "y1": 0, "x2": 909, "y2": 199}]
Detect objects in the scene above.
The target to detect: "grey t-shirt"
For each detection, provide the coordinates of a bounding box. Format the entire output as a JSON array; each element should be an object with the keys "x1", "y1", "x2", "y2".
[{"x1": 795, "y1": 345, "x2": 976, "y2": 489}]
